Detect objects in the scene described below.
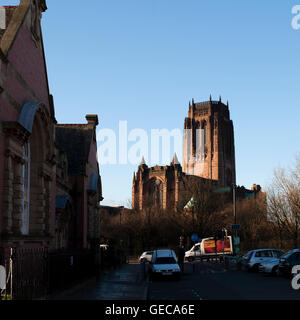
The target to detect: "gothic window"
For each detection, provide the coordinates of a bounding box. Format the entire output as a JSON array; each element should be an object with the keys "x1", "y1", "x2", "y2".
[
  {"x1": 201, "y1": 120, "x2": 207, "y2": 145},
  {"x1": 21, "y1": 143, "x2": 30, "y2": 235},
  {"x1": 149, "y1": 179, "x2": 164, "y2": 209},
  {"x1": 149, "y1": 182, "x2": 155, "y2": 202},
  {"x1": 157, "y1": 180, "x2": 163, "y2": 208},
  {"x1": 200, "y1": 121, "x2": 207, "y2": 158}
]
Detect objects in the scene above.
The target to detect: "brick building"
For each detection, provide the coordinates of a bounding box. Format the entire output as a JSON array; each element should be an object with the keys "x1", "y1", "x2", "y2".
[
  {"x1": 0, "y1": 0, "x2": 102, "y2": 260},
  {"x1": 55, "y1": 116, "x2": 103, "y2": 250}
]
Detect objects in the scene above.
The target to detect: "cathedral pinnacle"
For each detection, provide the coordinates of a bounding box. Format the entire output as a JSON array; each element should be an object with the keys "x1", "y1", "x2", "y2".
[
  {"x1": 171, "y1": 153, "x2": 180, "y2": 165},
  {"x1": 140, "y1": 156, "x2": 146, "y2": 166}
]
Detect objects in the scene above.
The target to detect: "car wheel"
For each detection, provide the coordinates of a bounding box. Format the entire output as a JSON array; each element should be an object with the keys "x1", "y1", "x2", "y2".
[
  {"x1": 252, "y1": 264, "x2": 259, "y2": 273},
  {"x1": 188, "y1": 257, "x2": 194, "y2": 262}
]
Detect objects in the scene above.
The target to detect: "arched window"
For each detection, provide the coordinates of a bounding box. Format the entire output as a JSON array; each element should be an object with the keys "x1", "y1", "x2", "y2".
[
  {"x1": 202, "y1": 120, "x2": 207, "y2": 146},
  {"x1": 149, "y1": 179, "x2": 164, "y2": 209},
  {"x1": 21, "y1": 142, "x2": 30, "y2": 235},
  {"x1": 157, "y1": 179, "x2": 163, "y2": 208}
]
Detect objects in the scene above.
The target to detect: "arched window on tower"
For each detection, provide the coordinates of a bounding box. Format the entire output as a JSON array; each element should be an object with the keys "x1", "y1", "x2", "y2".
[
  {"x1": 157, "y1": 179, "x2": 163, "y2": 208},
  {"x1": 202, "y1": 120, "x2": 207, "y2": 146},
  {"x1": 21, "y1": 142, "x2": 30, "y2": 235},
  {"x1": 199, "y1": 120, "x2": 207, "y2": 159},
  {"x1": 149, "y1": 181, "x2": 156, "y2": 203},
  {"x1": 149, "y1": 179, "x2": 164, "y2": 209}
]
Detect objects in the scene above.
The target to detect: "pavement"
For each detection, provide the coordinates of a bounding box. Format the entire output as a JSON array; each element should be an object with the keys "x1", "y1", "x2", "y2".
[{"x1": 52, "y1": 262, "x2": 148, "y2": 300}]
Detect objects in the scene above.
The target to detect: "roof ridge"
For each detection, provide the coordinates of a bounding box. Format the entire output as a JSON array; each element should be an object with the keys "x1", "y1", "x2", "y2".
[{"x1": 56, "y1": 124, "x2": 89, "y2": 127}]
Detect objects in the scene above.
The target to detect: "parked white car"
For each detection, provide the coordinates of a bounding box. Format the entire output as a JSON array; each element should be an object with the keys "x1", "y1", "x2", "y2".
[
  {"x1": 149, "y1": 249, "x2": 181, "y2": 280},
  {"x1": 242, "y1": 249, "x2": 285, "y2": 272},
  {"x1": 139, "y1": 251, "x2": 153, "y2": 263}
]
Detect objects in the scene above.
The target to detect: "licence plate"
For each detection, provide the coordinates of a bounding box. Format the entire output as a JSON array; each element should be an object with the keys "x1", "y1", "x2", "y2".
[{"x1": 162, "y1": 272, "x2": 172, "y2": 276}]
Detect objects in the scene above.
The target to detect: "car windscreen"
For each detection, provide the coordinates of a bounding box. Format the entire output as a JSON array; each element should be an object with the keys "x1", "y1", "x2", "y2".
[
  {"x1": 154, "y1": 257, "x2": 177, "y2": 264},
  {"x1": 281, "y1": 251, "x2": 294, "y2": 259},
  {"x1": 244, "y1": 251, "x2": 252, "y2": 259}
]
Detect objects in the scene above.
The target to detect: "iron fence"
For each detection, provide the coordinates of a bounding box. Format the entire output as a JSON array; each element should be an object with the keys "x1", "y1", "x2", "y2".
[
  {"x1": 0, "y1": 247, "x2": 100, "y2": 300},
  {"x1": 10, "y1": 248, "x2": 48, "y2": 300}
]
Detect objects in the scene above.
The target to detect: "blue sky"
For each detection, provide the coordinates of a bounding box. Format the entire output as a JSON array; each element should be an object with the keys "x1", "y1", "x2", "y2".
[{"x1": 2, "y1": 0, "x2": 300, "y2": 206}]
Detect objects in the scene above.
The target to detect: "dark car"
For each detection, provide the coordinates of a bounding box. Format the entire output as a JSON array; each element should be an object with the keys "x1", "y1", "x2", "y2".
[{"x1": 278, "y1": 249, "x2": 300, "y2": 277}]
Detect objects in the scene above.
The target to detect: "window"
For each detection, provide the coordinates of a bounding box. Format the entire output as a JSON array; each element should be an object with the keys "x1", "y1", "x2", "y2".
[
  {"x1": 202, "y1": 121, "x2": 207, "y2": 146},
  {"x1": 258, "y1": 250, "x2": 273, "y2": 257},
  {"x1": 149, "y1": 179, "x2": 163, "y2": 209},
  {"x1": 244, "y1": 251, "x2": 253, "y2": 259},
  {"x1": 255, "y1": 251, "x2": 272, "y2": 257},
  {"x1": 21, "y1": 143, "x2": 30, "y2": 235},
  {"x1": 273, "y1": 250, "x2": 285, "y2": 258},
  {"x1": 255, "y1": 251, "x2": 262, "y2": 257}
]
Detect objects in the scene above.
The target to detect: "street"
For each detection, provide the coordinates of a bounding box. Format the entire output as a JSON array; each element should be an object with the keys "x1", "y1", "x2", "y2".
[
  {"x1": 53, "y1": 260, "x2": 300, "y2": 300},
  {"x1": 148, "y1": 261, "x2": 300, "y2": 300}
]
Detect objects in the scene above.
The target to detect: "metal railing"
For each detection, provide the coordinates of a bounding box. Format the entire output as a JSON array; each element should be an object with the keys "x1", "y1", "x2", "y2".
[{"x1": 0, "y1": 247, "x2": 101, "y2": 300}]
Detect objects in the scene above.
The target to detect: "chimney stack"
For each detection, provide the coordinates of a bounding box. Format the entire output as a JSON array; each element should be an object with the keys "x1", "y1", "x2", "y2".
[{"x1": 86, "y1": 114, "x2": 99, "y2": 128}]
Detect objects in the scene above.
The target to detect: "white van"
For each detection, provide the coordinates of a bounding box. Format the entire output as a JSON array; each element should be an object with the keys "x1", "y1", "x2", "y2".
[
  {"x1": 149, "y1": 249, "x2": 181, "y2": 280},
  {"x1": 185, "y1": 237, "x2": 233, "y2": 262}
]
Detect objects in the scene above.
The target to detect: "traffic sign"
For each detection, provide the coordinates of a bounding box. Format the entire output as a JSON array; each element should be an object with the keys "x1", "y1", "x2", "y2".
[{"x1": 231, "y1": 224, "x2": 241, "y2": 231}]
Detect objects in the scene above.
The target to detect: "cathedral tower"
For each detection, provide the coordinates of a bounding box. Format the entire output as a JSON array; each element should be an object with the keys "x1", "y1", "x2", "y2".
[{"x1": 183, "y1": 96, "x2": 236, "y2": 187}]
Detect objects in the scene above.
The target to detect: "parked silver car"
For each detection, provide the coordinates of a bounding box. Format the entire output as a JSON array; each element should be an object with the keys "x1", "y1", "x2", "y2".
[
  {"x1": 139, "y1": 251, "x2": 153, "y2": 263},
  {"x1": 258, "y1": 252, "x2": 285, "y2": 276},
  {"x1": 242, "y1": 249, "x2": 285, "y2": 272}
]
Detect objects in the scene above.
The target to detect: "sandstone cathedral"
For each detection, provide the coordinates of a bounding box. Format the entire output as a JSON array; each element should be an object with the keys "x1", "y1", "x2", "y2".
[{"x1": 132, "y1": 97, "x2": 261, "y2": 211}]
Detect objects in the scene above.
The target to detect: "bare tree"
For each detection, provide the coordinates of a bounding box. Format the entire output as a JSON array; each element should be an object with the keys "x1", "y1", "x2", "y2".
[
  {"x1": 180, "y1": 177, "x2": 227, "y2": 238},
  {"x1": 267, "y1": 157, "x2": 300, "y2": 248}
]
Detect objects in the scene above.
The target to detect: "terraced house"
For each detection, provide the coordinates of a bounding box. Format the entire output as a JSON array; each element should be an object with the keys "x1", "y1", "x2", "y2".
[{"x1": 0, "y1": 0, "x2": 103, "y2": 296}]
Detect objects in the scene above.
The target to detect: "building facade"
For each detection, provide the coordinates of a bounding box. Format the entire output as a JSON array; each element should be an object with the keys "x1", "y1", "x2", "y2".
[
  {"x1": 0, "y1": 1, "x2": 56, "y2": 256},
  {"x1": 0, "y1": 1, "x2": 102, "y2": 260},
  {"x1": 55, "y1": 115, "x2": 103, "y2": 250},
  {"x1": 132, "y1": 155, "x2": 186, "y2": 211}
]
